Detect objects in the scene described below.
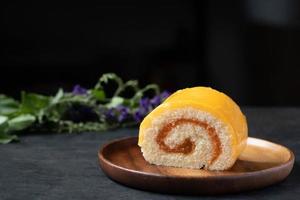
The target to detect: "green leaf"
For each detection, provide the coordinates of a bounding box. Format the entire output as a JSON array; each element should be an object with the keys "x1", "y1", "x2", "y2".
[
  {"x1": 0, "y1": 133, "x2": 18, "y2": 144},
  {"x1": 0, "y1": 115, "x2": 8, "y2": 124},
  {"x1": 8, "y1": 114, "x2": 36, "y2": 131},
  {"x1": 20, "y1": 92, "x2": 50, "y2": 121},
  {"x1": 106, "y1": 96, "x2": 124, "y2": 108},
  {"x1": 0, "y1": 95, "x2": 20, "y2": 116},
  {"x1": 51, "y1": 89, "x2": 64, "y2": 105},
  {"x1": 0, "y1": 115, "x2": 18, "y2": 144},
  {"x1": 91, "y1": 89, "x2": 106, "y2": 101},
  {"x1": 21, "y1": 92, "x2": 50, "y2": 114},
  {"x1": 0, "y1": 115, "x2": 8, "y2": 130},
  {"x1": 0, "y1": 73, "x2": 163, "y2": 143}
]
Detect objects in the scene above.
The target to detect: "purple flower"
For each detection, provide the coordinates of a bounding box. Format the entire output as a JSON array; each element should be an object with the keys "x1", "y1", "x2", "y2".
[
  {"x1": 105, "y1": 106, "x2": 131, "y2": 123},
  {"x1": 116, "y1": 105, "x2": 129, "y2": 112},
  {"x1": 105, "y1": 108, "x2": 116, "y2": 120},
  {"x1": 118, "y1": 112, "x2": 128, "y2": 122},
  {"x1": 72, "y1": 84, "x2": 87, "y2": 95},
  {"x1": 133, "y1": 110, "x2": 144, "y2": 122},
  {"x1": 149, "y1": 91, "x2": 170, "y2": 107},
  {"x1": 150, "y1": 95, "x2": 161, "y2": 107},
  {"x1": 160, "y1": 90, "x2": 170, "y2": 100},
  {"x1": 139, "y1": 98, "x2": 150, "y2": 110},
  {"x1": 116, "y1": 105, "x2": 130, "y2": 122},
  {"x1": 133, "y1": 101, "x2": 149, "y2": 122},
  {"x1": 103, "y1": 91, "x2": 170, "y2": 124}
]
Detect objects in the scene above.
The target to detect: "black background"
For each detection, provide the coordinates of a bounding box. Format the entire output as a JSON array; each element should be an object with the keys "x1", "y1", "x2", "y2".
[{"x1": 2, "y1": 0, "x2": 300, "y2": 106}]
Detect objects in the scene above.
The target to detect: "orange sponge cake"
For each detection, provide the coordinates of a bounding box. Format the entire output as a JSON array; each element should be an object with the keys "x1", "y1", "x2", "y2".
[{"x1": 138, "y1": 87, "x2": 248, "y2": 170}]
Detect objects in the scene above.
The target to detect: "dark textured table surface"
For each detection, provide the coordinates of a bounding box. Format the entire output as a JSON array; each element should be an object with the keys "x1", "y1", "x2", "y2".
[{"x1": 0, "y1": 108, "x2": 299, "y2": 200}]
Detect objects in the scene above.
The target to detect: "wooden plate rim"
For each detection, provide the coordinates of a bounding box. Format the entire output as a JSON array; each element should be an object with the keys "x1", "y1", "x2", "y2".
[{"x1": 98, "y1": 136, "x2": 295, "y2": 180}]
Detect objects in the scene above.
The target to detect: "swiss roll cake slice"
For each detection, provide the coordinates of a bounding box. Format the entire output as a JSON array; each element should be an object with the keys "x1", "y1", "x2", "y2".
[{"x1": 138, "y1": 87, "x2": 248, "y2": 170}]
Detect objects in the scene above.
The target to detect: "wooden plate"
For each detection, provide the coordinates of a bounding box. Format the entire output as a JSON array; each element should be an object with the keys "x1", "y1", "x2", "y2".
[{"x1": 98, "y1": 137, "x2": 294, "y2": 195}]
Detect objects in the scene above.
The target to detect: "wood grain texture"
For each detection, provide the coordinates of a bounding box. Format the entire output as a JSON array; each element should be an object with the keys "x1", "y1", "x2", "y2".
[{"x1": 98, "y1": 137, "x2": 294, "y2": 195}]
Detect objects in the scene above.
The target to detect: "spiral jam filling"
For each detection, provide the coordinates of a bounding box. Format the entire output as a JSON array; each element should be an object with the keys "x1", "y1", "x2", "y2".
[{"x1": 156, "y1": 118, "x2": 222, "y2": 164}]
